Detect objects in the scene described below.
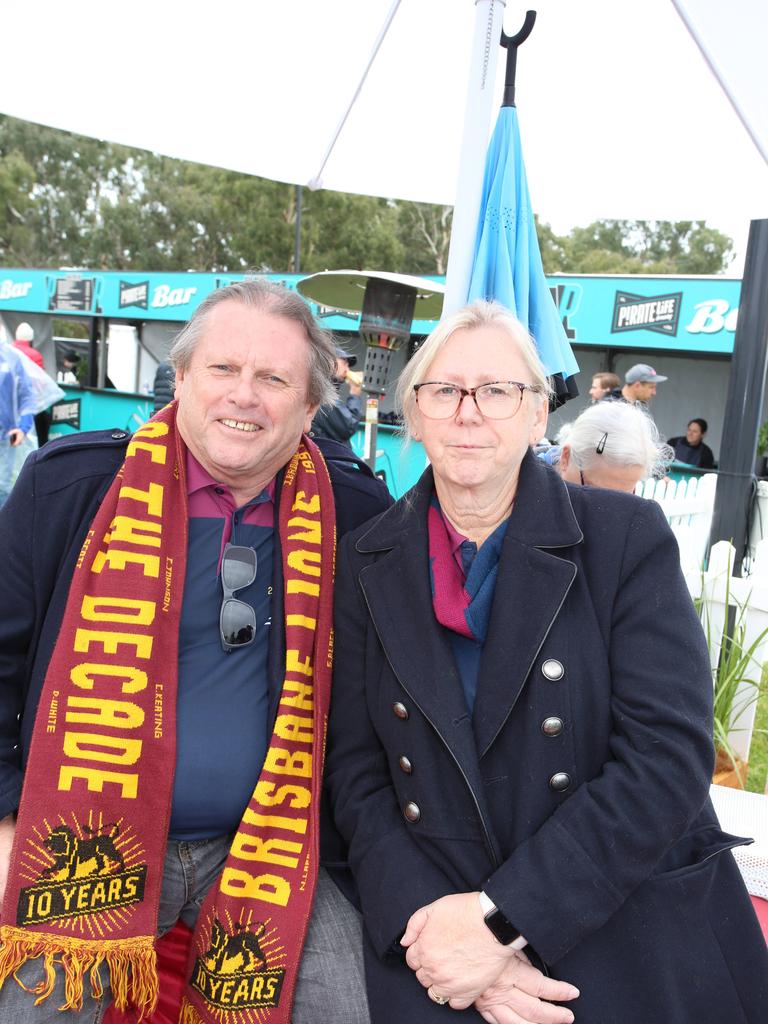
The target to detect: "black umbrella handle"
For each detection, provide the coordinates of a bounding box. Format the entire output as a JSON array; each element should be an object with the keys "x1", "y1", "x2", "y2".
[{"x1": 501, "y1": 10, "x2": 536, "y2": 107}]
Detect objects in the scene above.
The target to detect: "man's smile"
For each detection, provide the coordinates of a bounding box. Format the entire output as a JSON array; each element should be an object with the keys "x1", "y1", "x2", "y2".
[{"x1": 220, "y1": 418, "x2": 261, "y2": 432}]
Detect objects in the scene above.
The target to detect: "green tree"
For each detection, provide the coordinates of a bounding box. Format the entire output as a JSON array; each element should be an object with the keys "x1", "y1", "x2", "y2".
[
  {"x1": 395, "y1": 202, "x2": 453, "y2": 275},
  {"x1": 0, "y1": 115, "x2": 735, "y2": 277},
  {"x1": 538, "y1": 218, "x2": 733, "y2": 275}
]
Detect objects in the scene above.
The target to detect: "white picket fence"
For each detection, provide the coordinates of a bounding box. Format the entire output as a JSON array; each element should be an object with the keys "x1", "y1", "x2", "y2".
[
  {"x1": 635, "y1": 474, "x2": 768, "y2": 769},
  {"x1": 635, "y1": 473, "x2": 718, "y2": 579}
]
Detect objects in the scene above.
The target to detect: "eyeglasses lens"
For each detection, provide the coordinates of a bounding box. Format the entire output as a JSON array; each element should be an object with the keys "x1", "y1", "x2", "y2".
[
  {"x1": 221, "y1": 546, "x2": 257, "y2": 590},
  {"x1": 416, "y1": 383, "x2": 523, "y2": 420},
  {"x1": 221, "y1": 598, "x2": 256, "y2": 647}
]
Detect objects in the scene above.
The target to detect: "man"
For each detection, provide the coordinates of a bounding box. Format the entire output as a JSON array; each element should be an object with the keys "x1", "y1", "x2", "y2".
[
  {"x1": 152, "y1": 358, "x2": 176, "y2": 411},
  {"x1": 0, "y1": 280, "x2": 390, "y2": 1022},
  {"x1": 668, "y1": 417, "x2": 716, "y2": 469},
  {"x1": 0, "y1": 338, "x2": 35, "y2": 507},
  {"x1": 603, "y1": 363, "x2": 667, "y2": 409},
  {"x1": 310, "y1": 345, "x2": 363, "y2": 446},
  {"x1": 58, "y1": 349, "x2": 81, "y2": 384},
  {"x1": 587, "y1": 371, "x2": 620, "y2": 403}
]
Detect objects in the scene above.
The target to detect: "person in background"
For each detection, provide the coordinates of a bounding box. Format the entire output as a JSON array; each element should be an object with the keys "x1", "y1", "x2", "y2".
[
  {"x1": 57, "y1": 349, "x2": 81, "y2": 385},
  {"x1": 554, "y1": 401, "x2": 672, "y2": 493},
  {"x1": 310, "y1": 345, "x2": 364, "y2": 446},
  {"x1": 13, "y1": 323, "x2": 53, "y2": 445},
  {"x1": 326, "y1": 300, "x2": 767, "y2": 1023},
  {"x1": 152, "y1": 358, "x2": 176, "y2": 411},
  {"x1": 12, "y1": 323, "x2": 43, "y2": 371},
  {"x1": 0, "y1": 338, "x2": 35, "y2": 507},
  {"x1": 0, "y1": 280, "x2": 390, "y2": 1022},
  {"x1": 603, "y1": 362, "x2": 667, "y2": 410},
  {"x1": 668, "y1": 417, "x2": 716, "y2": 469},
  {"x1": 587, "y1": 371, "x2": 620, "y2": 403}
]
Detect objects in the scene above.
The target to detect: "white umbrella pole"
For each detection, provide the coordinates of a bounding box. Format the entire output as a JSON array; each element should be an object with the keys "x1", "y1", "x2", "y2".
[{"x1": 443, "y1": 0, "x2": 506, "y2": 317}]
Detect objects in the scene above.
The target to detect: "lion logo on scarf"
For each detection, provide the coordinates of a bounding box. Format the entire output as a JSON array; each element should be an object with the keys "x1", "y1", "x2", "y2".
[
  {"x1": 40, "y1": 822, "x2": 125, "y2": 881},
  {"x1": 202, "y1": 920, "x2": 268, "y2": 975}
]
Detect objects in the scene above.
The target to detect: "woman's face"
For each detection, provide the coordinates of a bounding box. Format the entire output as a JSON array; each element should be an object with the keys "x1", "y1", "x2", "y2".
[{"x1": 413, "y1": 325, "x2": 547, "y2": 494}]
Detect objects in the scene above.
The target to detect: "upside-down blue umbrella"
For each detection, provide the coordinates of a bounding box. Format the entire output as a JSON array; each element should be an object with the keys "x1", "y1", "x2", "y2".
[{"x1": 467, "y1": 11, "x2": 579, "y2": 406}]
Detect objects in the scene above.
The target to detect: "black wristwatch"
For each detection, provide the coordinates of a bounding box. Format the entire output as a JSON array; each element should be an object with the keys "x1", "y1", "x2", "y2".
[{"x1": 479, "y1": 891, "x2": 525, "y2": 948}]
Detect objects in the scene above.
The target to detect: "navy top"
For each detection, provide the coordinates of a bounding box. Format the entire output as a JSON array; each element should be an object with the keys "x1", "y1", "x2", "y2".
[{"x1": 169, "y1": 454, "x2": 275, "y2": 840}]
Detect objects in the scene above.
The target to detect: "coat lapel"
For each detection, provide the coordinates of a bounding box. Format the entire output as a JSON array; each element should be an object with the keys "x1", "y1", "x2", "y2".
[
  {"x1": 354, "y1": 456, "x2": 584, "y2": 797},
  {"x1": 472, "y1": 454, "x2": 582, "y2": 757},
  {"x1": 355, "y1": 474, "x2": 488, "y2": 802}
]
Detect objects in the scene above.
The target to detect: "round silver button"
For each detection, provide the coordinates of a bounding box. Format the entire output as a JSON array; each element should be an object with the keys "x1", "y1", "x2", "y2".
[
  {"x1": 111, "y1": 431, "x2": 128, "y2": 440},
  {"x1": 398, "y1": 755, "x2": 413, "y2": 774},
  {"x1": 392, "y1": 702, "x2": 409, "y2": 720},
  {"x1": 549, "y1": 772, "x2": 571, "y2": 792},
  {"x1": 541, "y1": 659, "x2": 564, "y2": 681},
  {"x1": 404, "y1": 802, "x2": 421, "y2": 823},
  {"x1": 541, "y1": 717, "x2": 564, "y2": 737}
]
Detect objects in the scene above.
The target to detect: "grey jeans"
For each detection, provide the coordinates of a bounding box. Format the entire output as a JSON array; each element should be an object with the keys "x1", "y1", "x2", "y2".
[{"x1": 0, "y1": 836, "x2": 369, "y2": 1023}]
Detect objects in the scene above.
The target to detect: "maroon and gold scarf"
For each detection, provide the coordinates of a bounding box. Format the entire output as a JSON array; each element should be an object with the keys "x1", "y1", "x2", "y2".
[{"x1": 0, "y1": 403, "x2": 336, "y2": 1023}]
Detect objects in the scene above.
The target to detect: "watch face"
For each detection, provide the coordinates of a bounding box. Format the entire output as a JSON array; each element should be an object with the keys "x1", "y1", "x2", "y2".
[{"x1": 484, "y1": 908, "x2": 521, "y2": 946}]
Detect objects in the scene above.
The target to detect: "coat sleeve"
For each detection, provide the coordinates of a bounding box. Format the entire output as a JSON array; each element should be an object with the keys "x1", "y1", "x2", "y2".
[
  {"x1": 483, "y1": 499, "x2": 715, "y2": 964},
  {"x1": 0, "y1": 453, "x2": 39, "y2": 816},
  {"x1": 326, "y1": 535, "x2": 458, "y2": 958}
]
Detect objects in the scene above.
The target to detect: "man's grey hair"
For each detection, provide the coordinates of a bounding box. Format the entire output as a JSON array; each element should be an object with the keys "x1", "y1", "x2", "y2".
[
  {"x1": 169, "y1": 278, "x2": 336, "y2": 407},
  {"x1": 556, "y1": 401, "x2": 673, "y2": 478},
  {"x1": 395, "y1": 300, "x2": 553, "y2": 437}
]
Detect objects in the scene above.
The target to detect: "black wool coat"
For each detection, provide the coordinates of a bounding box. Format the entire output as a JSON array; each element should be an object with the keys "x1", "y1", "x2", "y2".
[{"x1": 326, "y1": 451, "x2": 768, "y2": 1023}]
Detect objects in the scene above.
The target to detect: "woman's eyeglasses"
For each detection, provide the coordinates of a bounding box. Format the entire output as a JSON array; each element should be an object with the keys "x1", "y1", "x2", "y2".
[
  {"x1": 413, "y1": 380, "x2": 542, "y2": 420},
  {"x1": 220, "y1": 543, "x2": 257, "y2": 651}
]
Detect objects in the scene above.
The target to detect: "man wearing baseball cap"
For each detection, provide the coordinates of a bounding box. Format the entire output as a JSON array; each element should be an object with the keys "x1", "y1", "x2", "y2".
[
  {"x1": 603, "y1": 363, "x2": 668, "y2": 409},
  {"x1": 310, "y1": 344, "x2": 364, "y2": 446}
]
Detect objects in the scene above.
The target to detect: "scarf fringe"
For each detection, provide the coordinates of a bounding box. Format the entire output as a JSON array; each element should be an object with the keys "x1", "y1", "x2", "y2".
[
  {"x1": 0, "y1": 925, "x2": 158, "y2": 1016},
  {"x1": 180, "y1": 997, "x2": 204, "y2": 1024}
]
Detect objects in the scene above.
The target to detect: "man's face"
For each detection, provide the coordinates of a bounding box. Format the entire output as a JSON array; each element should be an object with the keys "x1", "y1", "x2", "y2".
[
  {"x1": 686, "y1": 421, "x2": 703, "y2": 445},
  {"x1": 589, "y1": 377, "x2": 607, "y2": 402},
  {"x1": 334, "y1": 357, "x2": 349, "y2": 383},
  {"x1": 631, "y1": 380, "x2": 656, "y2": 402},
  {"x1": 175, "y1": 301, "x2": 318, "y2": 502}
]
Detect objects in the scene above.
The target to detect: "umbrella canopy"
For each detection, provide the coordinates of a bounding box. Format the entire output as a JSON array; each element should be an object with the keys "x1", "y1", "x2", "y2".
[
  {"x1": 465, "y1": 15, "x2": 579, "y2": 402},
  {"x1": 0, "y1": 1, "x2": 765, "y2": 268},
  {"x1": 467, "y1": 102, "x2": 578, "y2": 385}
]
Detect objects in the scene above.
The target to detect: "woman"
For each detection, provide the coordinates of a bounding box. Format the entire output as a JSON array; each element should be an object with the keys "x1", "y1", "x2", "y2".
[
  {"x1": 554, "y1": 400, "x2": 672, "y2": 492},
  {"x1": 326, "y1": 301, "x2": 767, "y2": 1024}
]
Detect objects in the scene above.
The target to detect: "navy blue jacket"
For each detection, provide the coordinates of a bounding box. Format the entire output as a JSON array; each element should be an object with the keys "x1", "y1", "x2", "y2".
[
  {"x1": 0, "y1": 428, "x2": 392, "y2": 845},
  {"x1": 326, "y1": 451, "x2": 768, "y2": 1023}
]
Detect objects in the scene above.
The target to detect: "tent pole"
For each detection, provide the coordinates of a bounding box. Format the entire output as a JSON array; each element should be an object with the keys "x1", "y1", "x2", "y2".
[
  {"x1": 443, "y1": 0, "x2": 506, "y2": 316},
  {"x1": 709, "y1": 218, "x2": 768, "y2": 573},
  {"x1": 294, "y1": 185, "x2": 303, "y2": 274}
]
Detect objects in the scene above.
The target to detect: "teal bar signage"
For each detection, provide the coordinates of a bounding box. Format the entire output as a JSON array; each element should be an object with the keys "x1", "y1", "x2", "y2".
[
  {"x1": 548, "y1": 275, "x2": 741, "y2": 354},
  {"x1": 0, "y1": 268, "x2": 742, "y2": 353}
]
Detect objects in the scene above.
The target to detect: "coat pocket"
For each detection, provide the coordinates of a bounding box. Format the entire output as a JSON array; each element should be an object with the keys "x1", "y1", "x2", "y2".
[{"x1": 650, "y1": 824, "x2": 751, "y2": 880}]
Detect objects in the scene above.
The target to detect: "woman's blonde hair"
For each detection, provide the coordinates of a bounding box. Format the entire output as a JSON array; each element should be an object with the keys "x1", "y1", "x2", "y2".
[{"x1": 395, "y1": 300, "x2": 553, "y2": 437}]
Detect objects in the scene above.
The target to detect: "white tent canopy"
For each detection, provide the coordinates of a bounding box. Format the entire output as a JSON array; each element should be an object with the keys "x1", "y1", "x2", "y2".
[{"x1": 2, "y1": 0, "x2": 767, "y2": 268}]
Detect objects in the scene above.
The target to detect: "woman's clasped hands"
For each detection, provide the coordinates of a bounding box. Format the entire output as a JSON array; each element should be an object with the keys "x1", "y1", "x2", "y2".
[{"x1": 400, "y1": 893, "x2": 579, "y2": 1024}]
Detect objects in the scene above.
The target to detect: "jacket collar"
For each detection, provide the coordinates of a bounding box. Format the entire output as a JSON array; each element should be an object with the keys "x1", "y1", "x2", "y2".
[{"x1": 355, "y1": 448, "x2": 583, "y2": 555}]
